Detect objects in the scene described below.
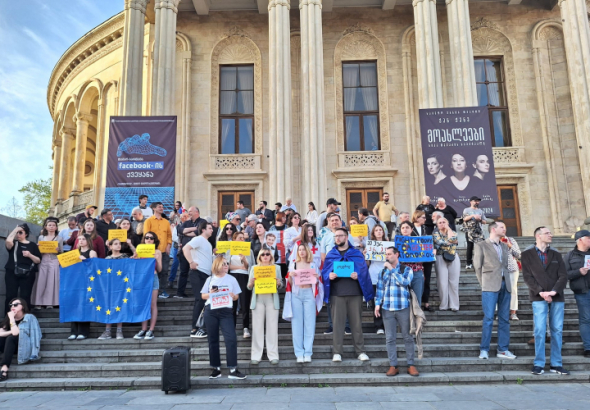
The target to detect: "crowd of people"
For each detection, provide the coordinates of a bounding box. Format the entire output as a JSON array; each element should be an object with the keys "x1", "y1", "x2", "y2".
[{"x1": 2, "y1": 192, "x2": 590, "y2": 381}]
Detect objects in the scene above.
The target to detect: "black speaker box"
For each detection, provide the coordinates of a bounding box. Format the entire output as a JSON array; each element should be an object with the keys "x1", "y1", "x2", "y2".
[{"x1": 161, "y1": 346, "x2": 191, "y2": 394}]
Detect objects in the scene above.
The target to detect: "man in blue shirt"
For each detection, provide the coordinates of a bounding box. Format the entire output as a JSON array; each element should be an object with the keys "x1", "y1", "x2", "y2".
[{"x1": 375, "y1": 246, "x2": 419, "y2": 377}]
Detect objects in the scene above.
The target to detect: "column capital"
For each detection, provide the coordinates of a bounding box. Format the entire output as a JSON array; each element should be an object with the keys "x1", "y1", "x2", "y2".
[
  {"x1": 74, "y1": 113, "x2": 93, "y2": 124},
  {"x1": 413, "y1": 0, "x2": 435, "y2": 6},
  {"x1": 60, "y1": 127, "x2": 76, "y2": 139},
  {"x1": 269, "y1": 0, "x2": 290, "y2": 11},
  {"x1": 125, "y1": 0, "x2": 150, "y2": 13},
  {"x1": 299, "y1": 0, "x2": 322, "y2": 9},
  {"x1": 154, "y1": 0, "x2": 180, "y2": 13}
]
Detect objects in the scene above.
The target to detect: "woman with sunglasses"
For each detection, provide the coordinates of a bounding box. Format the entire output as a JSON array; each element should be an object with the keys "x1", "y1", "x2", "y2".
[
  {"x1": 201, "y1": 255, "x2": 246, "y2": 380},
  {"x1": 133, "y1": 232, "x2": 162, "y2": 341},
  {"x1": 227, "y1": 232, "x2": 254, "y2": 339},
  {"x1": 30, "y1": 217, "x2": 63, "y2": 310},
  {"x1": 68, "y1": 234, "x2": 96, "y2": 340},
  {"x1": 218, "y1": 223, "x2": 238, "y2": 243},
  {"x1": 73, "y1": 219, "x2": 106, "y2": 258},
  {"x1": 0, "y1": 298, "x2": 41, "y2": 381},
  {"x1": 247, "y1": 250, "x2": 283, "y2": 364},
  {"x1": 249, "y1": 222, "x2": 267, "y2": 261},
  {"x1": 4, "y1": 224, "x2": 41, "y2": 315}
]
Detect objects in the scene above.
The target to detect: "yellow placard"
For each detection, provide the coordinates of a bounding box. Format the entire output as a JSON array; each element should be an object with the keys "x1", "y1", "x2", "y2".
[
  {"x1": 108, "y1": 229, "x2": 127, "y2": 242},
  {"x1": 230, "y1": 241, "x2": 251, "y2": 256},
  {"x1": 254, "y1": 265, "x2": 275, "y2": 279},
  {"x1": 39, "y1": 241, "x2": 59, "y2": 254},
  {"x1": 57, "y1": 249, "x2": 82, "y2": 268},
  {"x1": 350, "y1": 224, "x2": 368, "y2": 237},
  {"x1": 216, "y1": 241, "x2": 231, "y2": 254},
  {"x1": 136, "y1": 244, "x2": 155, "y2": 258},
  {"x1": 255, "y1": 277, "x2": 277, "y2": 294},
  {"x1": 219, "y1": 220, "x2": 230, "y2": 229}
]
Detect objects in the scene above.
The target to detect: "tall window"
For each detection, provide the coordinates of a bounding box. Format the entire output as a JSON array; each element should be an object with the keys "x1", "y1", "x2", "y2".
[
  {"x1": 343, "y1": 62, "x2": 380, "y2": 151},
  {"x1": 474, "y1": 57, "x2": 511, "y2": 147},
  {"x1": 219, "y1": 65, "x2": 254, "y2": 154}
]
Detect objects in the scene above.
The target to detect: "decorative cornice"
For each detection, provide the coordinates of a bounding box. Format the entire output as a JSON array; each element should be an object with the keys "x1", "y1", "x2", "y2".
[
  {"x1": 471, "y1": 17, "x2": 499, "y2": 31},
  {"x1": 224, "y1": 26, "x2": 250, "y2": 39},
  {"x1": 342, "y1": 23, "x2": 375, "y2": 37}
]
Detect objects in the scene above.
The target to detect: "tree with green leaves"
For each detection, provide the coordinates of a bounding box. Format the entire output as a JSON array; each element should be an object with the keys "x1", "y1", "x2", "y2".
[{"x1": 18, "y1": 178, "x2": 52, "y2": 225}]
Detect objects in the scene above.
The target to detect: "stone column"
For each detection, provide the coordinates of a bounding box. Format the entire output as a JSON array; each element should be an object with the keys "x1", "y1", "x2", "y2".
[
  {"x1": 559, "y1": 0, "x2": 590, "y2": 215},
  {"x1": 445, "y1": 0, "x2": 477, "y2": 106},
  {"x1": 300, "y1": 0, "x2": 326, "y2": 206},
  {"x1": 412, "y1": 0, "x2": 444, "y2": 108},
  {"x1": 151, "y1": 0, "x2": 180, "y2": 116},
  {"x1": 268, "y1": 0, "x2": 292, "y2": 202},
  {"x1": 119, "y1": 0, "x2": 150, "y2": 116},
  {"x1": 57, "y1": 128, "x2": 75, "y2": 201},
  {"x1": 92, "y1": 101, "x2": 106, "y2": 205},
  {"x1": 50, "y1": 142, "x2": 62, "y2": 210},
  {"x1": 71, "y1": 113, "x2": 93, "y2": 195}
]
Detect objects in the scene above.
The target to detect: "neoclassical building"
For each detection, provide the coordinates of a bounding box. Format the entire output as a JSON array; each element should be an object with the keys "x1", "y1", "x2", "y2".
[{"x1": 48, "y1": 0, "x2": 590, "y2": 236}]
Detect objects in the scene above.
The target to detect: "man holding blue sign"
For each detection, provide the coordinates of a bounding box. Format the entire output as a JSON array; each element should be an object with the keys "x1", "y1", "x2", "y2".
[{"x1": 322, "y1": 228, "x2": 374, "y2": 362}]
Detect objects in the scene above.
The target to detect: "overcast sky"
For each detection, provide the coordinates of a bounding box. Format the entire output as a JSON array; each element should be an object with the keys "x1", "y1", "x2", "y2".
[{"x1": 0, "y1": 0, "x2": 122, "y2": 208}]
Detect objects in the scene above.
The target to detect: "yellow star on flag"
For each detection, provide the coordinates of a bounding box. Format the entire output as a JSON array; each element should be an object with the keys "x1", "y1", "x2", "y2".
[
  {"x1": 123, "y1": 298, "x2": 128, "y2": 303},
  {"x1": 97, "y1": 270, "x2": 102, "y2": 275},
  {"x1": 126, "y1": 287, "x2": 132, "y2": 293},
  {"x1": 87, "y1": 287, "x2": 92, "y2": 292},
  {"x1": 117, "y1": 270, "x2": 122, "y2": 276},
  {"x1": 124, "y1": 277, "x2": 129, "y2": 282},
  {"x1": 96, "y1": 305, "x2": 101, "y2": 311},
  {"x1": 106, "y1": 309, "x2": 111, "y2": 315},
  {"x1": 89, "y1": 297, "x2": 94, "y2": 302},
  {"x1": 90, "y1": 276, "x2": 95, "y2": 281},
  {"x1": 116, "y1": 306, "x2": 121, "y2": 312},
  {"x1": 107, "y1": 268, "x2": 112, "y2": 273}
]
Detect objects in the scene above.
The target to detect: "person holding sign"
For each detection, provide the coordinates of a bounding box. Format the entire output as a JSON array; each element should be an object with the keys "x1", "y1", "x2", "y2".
[
  {"x1": 32, "y1": 217, "x2": 63, "y2": 309},
  {"x1": 4, "y1": 224, "x2": 41, "y2": 316},
  {"x1": 247, "y1": 250, "x2": 283, "y2": 365},
  {"x1": 106, "y1": 218, "x2": 140, "y2": 257},
  {"x1": 73, "y1": 219, "x2": 106, "y2": 259},
  {"x1": 227, "y1": 232, "x2": 255, "y2": 339},
  {"x1": 68, "y1": 234, "x2": 97, "y2": 340},
  {"x1": 565, "y1": 230, "x2": 590, "y2": 358},
  {"x1": 366, "y1": 225, "x2": 388, "y2": 334},
  {"x1": 399, "y1": 221, "x2": 425, "y2": 311},
  {"x1": 433, "y1": 218, "x2": 460, "y2": 312},
  {"x1": 322, "y1": 227, "x2": 374, "y2": 362},
  {"x1": 201, "y1": 256, "x2": 246, "y2": 380},
  {"x1": 411, "y1": 211, "x2": 432, "y2": 311}
]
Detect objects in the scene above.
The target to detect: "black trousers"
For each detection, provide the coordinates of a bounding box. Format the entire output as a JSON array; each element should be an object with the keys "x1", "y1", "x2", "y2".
[
  {"x1": 0, "y1": 335, "x2": 19, "y2": 368},
  {"x1": 466, "y1": 240, "x2": 475, "y2": 265},
  {"x1": 190, "y1": 269, "x2": 210, "y2": 330},
  {"x1": 159, "y1": 254, "x2": 170, "y2": 289},
  {"x1": 385, "y1": 222, "x2": 396, "y2": 240},
  {"x1": 4, "y1": 269, "x2": 36, "y2": 316},
  {"x1": 372, "y1": 285, "x2": 384, "y2": 330},
  {"x1": 204, "y1": 306, "x2": 238, "y2": 369},
  {"x1": 70, "y1": 322, "x2": 90, "y2": 338},
  {"x1": 230, "y1": 272, "x2": 252, "y2": 330},
  {"x1": 176, "y1": 251, "x2": 190, "y2": 296},
  {"x1": 279, "y1": 263, "x2": 288, "y2": 280},
  {"x1": 422, "y1": 262, "x2": 433, "y2": 305}
]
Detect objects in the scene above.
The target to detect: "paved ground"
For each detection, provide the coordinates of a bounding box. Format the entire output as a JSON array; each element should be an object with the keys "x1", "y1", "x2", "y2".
[{"x1": 1, "y1": 383, "x2": 589, "y2": 410}]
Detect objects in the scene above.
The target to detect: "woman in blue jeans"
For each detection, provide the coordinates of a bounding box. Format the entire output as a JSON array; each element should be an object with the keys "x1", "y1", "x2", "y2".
[
  {"x1": 397, "y1": 221, "x2": 425, "y2": 304},
  {"x1": 287, "y1": 244, "x2": 321, "y2": 363}
]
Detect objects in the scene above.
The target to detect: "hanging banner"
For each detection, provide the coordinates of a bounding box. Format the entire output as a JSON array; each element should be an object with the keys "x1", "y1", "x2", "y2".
[
  {"x1": 419, "y1": 107, "x2": 500, "y2": 217},
  {"x1": 105, "y1": 116, "x2": 177, "y2": 220}
]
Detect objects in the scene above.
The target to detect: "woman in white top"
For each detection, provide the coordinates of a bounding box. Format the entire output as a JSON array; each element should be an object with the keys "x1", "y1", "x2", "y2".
[
  {"x1": 227, "y1": 231, "x2": 255, "y2": 338},
  {"x1": 287, "y1": 244, "x2": 321, "y2": 362},
  {"x1": 306, "y1": 202, "x2": 319, "y2": 225},
  {"x1": 201, "y1": 255, "x2": 246, "y2": 380},
  {"x1": 366, "y1": 224, "x2": 386, "y2": 334},
  {"x1": 284, "y1": 212, "x2": 303, "y2": 258},
  {"x1": 288, "y1": 224, "x2": 321, "y2": 267}
]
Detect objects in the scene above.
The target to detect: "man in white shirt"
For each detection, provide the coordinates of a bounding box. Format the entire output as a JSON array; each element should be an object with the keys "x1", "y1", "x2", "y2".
[
  {"x1": 280, "y1": 197, "x2": 297, "y2": 212},
  {"x1": 58, "y1": 217, "x2": 78, "y2": 252},
  {"x1": 183, "y1": 222, "x2": 214, "y2": 338},
  {"x1": 132, "y1": 194, "x2": 153, "y2": 218}
]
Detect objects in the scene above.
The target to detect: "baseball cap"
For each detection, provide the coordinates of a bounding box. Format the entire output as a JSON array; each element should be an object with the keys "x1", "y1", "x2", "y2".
[
  {"x1": 326, "y1": 198, "x2": 341, "y2": 206},
  {"x1": 469, "y1": 196, "x2": 481, "y2": 201},
  {"x1": 86, "y1": 205, "x2": 98, "y2": 210},
  {"x1": 574, "y1": 230, "x2": 590, "y2": 241}
]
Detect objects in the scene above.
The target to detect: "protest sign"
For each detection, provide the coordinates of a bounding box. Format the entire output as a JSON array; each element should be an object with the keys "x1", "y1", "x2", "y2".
[
  {"x1": 231, "y1": 241, "x2": 251, "y2": 256},
  {"x1": 219, "y1": 220, "x2": 230, "y2": 229},
  {"x1": 254, "y1": 265, "x2": 275, "y2": 279},
  {"x1": 585, "y1": 255, "x2": 590, "y2": 269},
  {"x1": 211, "y1": 291, "x2": 232, "y2": 309},
  {"x1": 334, "y1": 261, "x2": 354, "y2": 277},
  {"x1": 255, "y1": 278, "x2": 277, "y2": 294},
  {"x1": 364, "y1": 240, "x2": 395, "y2": 261},
  {"x1": 293, "y1": 269, "x2": 317, "y2": 286},
  {"x1": 394, "y1": 235, "x2": 436, "y2": 262},
  {"x1": 216, "y1": 241, "x2": 231, "y2": 254},
  {"x1": 39, "y1": 241, "x2": 59, "y2": 254},
  {"x1": 58, "y1": 249, "x2": 82, "y2": 268},
  {"x1": 108, "y1": 229, "x2": 127, "y2": 242},
  {"x1": 136, "y1": 244, "x2": 155, "y2": 258},
  {"x1": 350, "y1": 224, "x2": 368, "y2": 237}
]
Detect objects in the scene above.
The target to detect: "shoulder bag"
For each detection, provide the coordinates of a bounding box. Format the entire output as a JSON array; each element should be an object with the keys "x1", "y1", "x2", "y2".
[{"x1": 13, "y1": 242, "x2": 36, "y2": 277}]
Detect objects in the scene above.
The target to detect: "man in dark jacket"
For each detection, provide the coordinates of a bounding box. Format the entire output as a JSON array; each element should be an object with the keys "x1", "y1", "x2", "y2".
[
  {"x1": 415, "y1": 196, "x2": 436, "y2": 234},
  {"x1": 521, "y1": 226, "x2": 569, "y2": 375},
  {"x1": 565, "y1": 229, "x2": 590, "y2": 357},
  {"x1": 95, "y1": 209, "x2": 116, "y2": 242}
]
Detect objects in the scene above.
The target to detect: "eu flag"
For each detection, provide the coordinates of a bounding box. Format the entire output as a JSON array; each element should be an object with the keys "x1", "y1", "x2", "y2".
[{"x1": 59, "y1": 258, "x2": 156, "y2": 324}]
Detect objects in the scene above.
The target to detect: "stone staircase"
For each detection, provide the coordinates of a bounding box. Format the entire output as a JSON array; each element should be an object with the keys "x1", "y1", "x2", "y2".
[{"x1": 3, "y1": 236, "x2": 588, "y2": 390}]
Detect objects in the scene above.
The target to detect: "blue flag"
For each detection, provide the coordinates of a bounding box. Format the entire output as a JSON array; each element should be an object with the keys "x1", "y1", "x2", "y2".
[
  {"x1": 394, "y1": 235, "x2": 436, "y2": 263},
  {"x1": 59, "y1": 258, "x2": 156, "y2": 324}
]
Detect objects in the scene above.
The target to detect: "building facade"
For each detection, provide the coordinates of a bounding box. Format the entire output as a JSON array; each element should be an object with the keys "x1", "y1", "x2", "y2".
[{"x1": 47, "y1": 0, "x2": 590, "y2": 236}]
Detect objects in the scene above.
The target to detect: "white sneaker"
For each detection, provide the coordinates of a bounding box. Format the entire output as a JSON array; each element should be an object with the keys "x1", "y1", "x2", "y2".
[
  {"x1": 76, "y1": 335, "x2": 86, "y2": 340},
  {"x1": 304, "y1": 356, "x2": 312, "y2": 363},
  {"x1": 377, "y1": 329, "x2": 385, "y2": 335},
  {"x1": 243, "y1": 328, "x2": 251, "y2": 339},
  {"x1": 479, "y1": 350, "x2": 489, "y2": 359},
  {"x1": 332, "y1": 354, "x2": 342, "y2": 362},
  {"x1": 497, "y1": 350, "x2": 517, "y2": 360},
  {"x1": 67, "y1": 335, "x2": 76, "y2": 340},
  {"x1": 358, "y1": 353, "x2": 370, "y2": 361},
  {"x1": 466, "y1": 264, "x2": 474, "y2": 270},
  {"x1": 296, "y1": 357, "x2": 304, "y2": 363}
]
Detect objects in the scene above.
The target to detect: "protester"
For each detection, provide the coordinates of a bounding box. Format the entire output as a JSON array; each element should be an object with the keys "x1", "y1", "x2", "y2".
[
  {"x1": 315, "y1": 198, "x2": 340, "y2": 234},
  {"x1": 255, "y1": 201, "x2": 274, "y2": 230},
  {"x1": 280, "y1": 198, "x2": 297, "y2": 212},
  {"x1": 463, "y1": 196, "x2": 487, "y2": 270},
  {"x1": 69, "y1": 234, "x2": 96, "y2": 340},
  {"x1": 474, "y1": 220, "x2": 516, "y2": 360},
  {"x1": 410, "y1": 212, "x2": 431, "y2": 310},
  {"x1": 503, "y1": 236, "x2": 522, "y2": 320},
  {"x1": 183, "y1": 222, "x2": 214, "y2": 338},
  {"x1": 288, "y1": 224, "x2": 321, "y2": 267},
  {"x1": 416, "y1": 196, "x2": 436, "y2": 234},
  {"x1": 432, "y1": 211, "x2": 444, "y2": 227},
  {"x1": 273, "y1": 203, "x2": 282, "y2": 221},
  {"x1": 106, "y1": 217, "x2": 140, "y2": 257},
  {"x1": 359, "y1": 207, "x2": 388, "y2": 240},
  {"x1": 348, "y1": 217, "x2": 364, "y2": 249},
  {"x1": 322, "y1": 227, "x2": 374, "y2": 362},
  {"x1": 143, "y1": 202, "x2": 172, "y2": 297},
  {"x1": 398, "y1": 221, "x2": 425, "y2": 309},
  {"x1": 565, "y1": 230, "x2": 590, "y2": 358},
  {"x1": 227, "y1": 231, "x2": 254, "y2": 338},
  {"x1": 269, "y1": 212, "x2": 289, "y2": 279},
  {"x1": 435, "y1": 197, "x2": 457, "y2": 231},
  {"x1": 433, "y1": 218, "x2": 460, "y2": 311},
  {"x1": 219, "y1": 222, "x2": 238, "y2": 243},
  {"x1": 176, "y1": 207, "x2": 205, "y2": 298},
  {"x1": 96, "y1": 209, "x2": 117, "y2": 242},
  {"x1": 58, "y1": 217, "x2": 78, "y2": 252},
  {"x1": 133, "y1": 232, "x2": 163, "y2": 341},
  {"x1": 0, "y1": 298, "x2": 41, "y2": 381},
  {"x1": 76, "y1": 205, "x2": 97, "y2": 223},
  {"x1": 98, "y1": 238, "x2": 129, "y2": 340},
  {"x1": 367, "y1": 224, "x2": 387, "y2": 334},
  {"x1": 243, "y1": 214, "x2": 257, "y2": 240},
  {"x1": 250, "y1": 222, "x2": 267, "y2": 261},
  {"x1": 372, "y1": 193, "x2": 398, "y2": 240},
  {"x1": 202, "y1": 255, "x2": 246, "y2": 380},
  {"x1": 375, "y1": 246, "x2": 419, "y2": 377},
  {"x1": 31, "y1": 217, "x2": 62, "y2": 309},
  {"x1": 167, "y1": 214, "x2": 187, "y2": 289},
  {"x1": 223, "y1": 212, "x2": 242, "y2": 233},
  {"x1": 284, "y1": 212, "x2": 303, "y2": 258},
  {"x1": 522, "y1": 226, "x2": 569, "y2": 375},
  {"x1": 73, "y1": 219, "x2": 106, "y2": 259},
  {"x1": 131, "y1": 208, "x2": 145, "y2": 235},
  {"x1": 287, "y1": 244, "x2": 321, "y2": 362},
  {"x1": 169, "y1": 201, "x2": 183, "y2": 225},
  {"x1": 235, "y1": 200, "x2": 252, "y2": 223},
  {"x1": 247, "y1": 250, "x2": 283, "y2": 364},
  {"x1": 306, "y1": 202, "x2": 319, "y2": 225},
  {"x1": 4, "y1": 224, "x2": 41, "y2": 315},
  {"x1": 132, "y1": 194, "x2": 153, "y2": 218}
]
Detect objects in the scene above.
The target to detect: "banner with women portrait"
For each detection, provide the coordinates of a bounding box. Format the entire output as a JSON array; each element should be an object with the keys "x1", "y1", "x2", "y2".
[{"x1": 419, "y1": 107, "x2": 500, "y2": 216}]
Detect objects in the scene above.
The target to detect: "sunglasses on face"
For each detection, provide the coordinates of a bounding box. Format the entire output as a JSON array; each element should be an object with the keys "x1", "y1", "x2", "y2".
[
  {"x1": 144, "y1": 236, "x2": 155, "y2": 240},
  {"x1": 9, "y1": 303, "x2": 21, "y2": 308},
  {"x1": 16, "y1": 231, "x2": 24, "y2": 235},
  {"x1": 261, "y1": 253, "x2": 271, "y2": 257},
  {"x1": 226, "y1": 227, "x2": 233, "y2": 231}
]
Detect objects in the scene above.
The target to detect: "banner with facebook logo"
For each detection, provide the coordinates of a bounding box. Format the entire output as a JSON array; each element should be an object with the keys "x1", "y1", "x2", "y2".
[{"x1": 105, "y1": 116, "x2": 177, "y2": 219}]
